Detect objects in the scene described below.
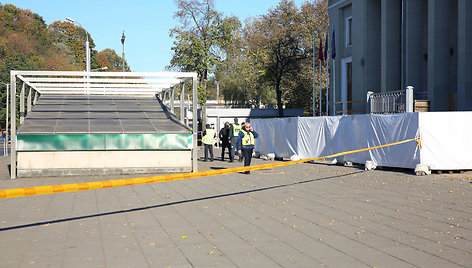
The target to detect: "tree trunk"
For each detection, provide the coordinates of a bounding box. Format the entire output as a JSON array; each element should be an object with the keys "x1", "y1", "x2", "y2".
[{"x1": 276, "y1": 78, "x2": 284, "y2": 117}]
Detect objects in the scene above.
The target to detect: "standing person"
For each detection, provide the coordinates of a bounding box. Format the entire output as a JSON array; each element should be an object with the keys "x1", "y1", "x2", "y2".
[
  {"x1": 202, "y1": 124, "x2": 215, "y2": 162},
  {"x1": 219, "y1": 122, "x2": 231, "y2": 161},
  {"x1": 239, "y1": 122, "x2": 246, "y2": 162},
  {"x1": 229, "y1": 118, "x2": 242, "y2": 162},
  {"x1": 237, "y1": 122, "x2": 259, "y2": 174}
]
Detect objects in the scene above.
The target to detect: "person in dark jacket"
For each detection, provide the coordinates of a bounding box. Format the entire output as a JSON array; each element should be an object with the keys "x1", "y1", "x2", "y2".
[
  {"x1": 236, "y1": 122, "x2": 259, "y2": 174},
  {"x1": 219, "y1": 121, "x2": 231, "y2": 161}
]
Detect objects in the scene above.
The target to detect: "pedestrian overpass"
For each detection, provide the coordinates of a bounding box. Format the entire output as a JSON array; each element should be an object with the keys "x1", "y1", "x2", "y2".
[{"x1": 9, "y1": 71, "x2": 198, "y2": 179}]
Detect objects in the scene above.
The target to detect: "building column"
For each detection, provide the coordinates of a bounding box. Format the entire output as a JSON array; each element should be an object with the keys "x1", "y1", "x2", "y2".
[
  {"x1": 352, "y1": 0, "x2": 381, "y2": 113},
  {"x1": 381, "y1": 0, "x2": 402, "y2": 92},
  {"x1": 427, "y1": 0, "x2": 450, "y2": 111},
  {"x1": 457, "y1": 0, "x2": 472, "y2": 110},
  {"x1": 404, "y1": 0, "x2": 424, "y2": 91},
  {"x1": 365, "y1": 0, "x2": 381, "y2": 93}
]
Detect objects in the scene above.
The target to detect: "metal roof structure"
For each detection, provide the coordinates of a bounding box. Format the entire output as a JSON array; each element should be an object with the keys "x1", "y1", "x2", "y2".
[
  {"x1": 17, "y1": 95, "x2": 191, "y2": 134},
  {"x1": 10, "y1": 71, "x2": 199, "y2": 179},
  {"x1": 15, "y1": 71, "x2": 196, "y2": 95}
]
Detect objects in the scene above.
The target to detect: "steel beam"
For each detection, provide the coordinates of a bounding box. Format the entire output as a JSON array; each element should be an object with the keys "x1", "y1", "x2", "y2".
[
  {"x1": 10, "y1": 72, "x2": 17, "y2": 179},
  {"x1": 192, "y1": 77, "x2": 198, "y2": 172},
  {"x1": 180, "y1": 83, "x2": 185, "y2": 123},
  {"x1": 20, "y1": 82, "x2": 25, "y2": 124}
]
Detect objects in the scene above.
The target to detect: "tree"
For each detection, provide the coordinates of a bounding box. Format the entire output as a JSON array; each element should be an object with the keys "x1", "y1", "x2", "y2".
[
  {"x1": 169, "y1": 0, "x2": 238, "y2": 125},
  {"x1": 96, "y1": 48, "x2": 129, "y2": 72},
  {"x1": 216, "y1": 18, "x2": 274, "y2": 108},
  {"x1": 250, "y1": 0, "x2": 311, "y2": 117},
  {"x1": 0, "y1": 3, "x2": 132, "y2": 129},
  {"x1": 48, "y1": 20, "x2": 99, "y2": 70},
  {"x1": 0, "y1": 4, "x2": 79, "y2": 128}
]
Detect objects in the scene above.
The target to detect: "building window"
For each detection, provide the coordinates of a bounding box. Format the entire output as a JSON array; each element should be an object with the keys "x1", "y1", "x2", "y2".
[{"x1": 345, "y1": 17, "x2": 352, "y2": 47}]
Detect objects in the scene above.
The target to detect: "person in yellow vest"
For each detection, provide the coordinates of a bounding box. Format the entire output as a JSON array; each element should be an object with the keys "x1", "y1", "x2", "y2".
[
  {"x1": 229, "y1": 118, "x2": 242, "y2": 162},
  {"x1": 237, "y1": 122, "x2": 259, "y2": 174},
  {"x1": 239, "y1": 122, "x2": 246, "y2": 162},
  {"x1": 202, "y1": 124, "x2": 216, "y2": 162}
]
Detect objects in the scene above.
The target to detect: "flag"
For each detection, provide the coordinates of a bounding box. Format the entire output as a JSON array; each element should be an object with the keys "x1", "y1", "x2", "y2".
[
  {"x1": 331, "y1": 29, "x2": 336, "y2": 59},
  {"x1": 323, "y1": 31, "x2": 329, "y2": 60},
  {"x1": 317, "y1": 38, "x2": 324, "y2": 61}
]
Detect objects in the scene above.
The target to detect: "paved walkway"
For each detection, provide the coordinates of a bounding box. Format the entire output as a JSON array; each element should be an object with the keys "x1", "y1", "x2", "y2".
[{"x1": 0, "y1": 147, "x2": 471, "y2": 267}]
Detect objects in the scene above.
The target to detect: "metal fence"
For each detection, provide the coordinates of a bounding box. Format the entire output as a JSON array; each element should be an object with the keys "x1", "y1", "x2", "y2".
[
  {"x1": 367, "y1": 87, "x2": 424, "y2": 114},
  {"x1": 368, "y1": 90, "x2": 406, "y2": 114}
]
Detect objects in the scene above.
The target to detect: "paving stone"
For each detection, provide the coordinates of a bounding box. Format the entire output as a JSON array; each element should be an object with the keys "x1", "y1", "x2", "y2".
[{"x1": 0, "y1": 147, "x2": 471, "y2": 267}]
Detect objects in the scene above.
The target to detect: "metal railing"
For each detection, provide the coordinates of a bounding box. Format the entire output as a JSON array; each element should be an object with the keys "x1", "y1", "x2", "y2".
[{"x1": 367, "y1": 86, "x2": 415, "y2": 114}]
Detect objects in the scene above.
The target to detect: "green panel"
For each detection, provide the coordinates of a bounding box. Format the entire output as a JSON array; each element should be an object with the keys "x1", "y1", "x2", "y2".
[
  {"x1": 187, "y1": 134, "x2": 193, "y2": 149},
  {"x1": 17, "y1": 134, "x2": 106, "y2": 151},
  {"x1": 17, "y1": 134, "x2": 192, "y2": 151},
  {"x1": 156, "y1": 134, "x2": 188, "y2": 150},
  {"x1": 105, "y1": 134, "x2": 144, "y2": 150}
]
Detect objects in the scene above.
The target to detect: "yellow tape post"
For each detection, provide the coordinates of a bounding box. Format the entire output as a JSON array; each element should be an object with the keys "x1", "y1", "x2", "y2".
[{"x1": 0, "y1": 137, "x2": 420, "y2": 199}]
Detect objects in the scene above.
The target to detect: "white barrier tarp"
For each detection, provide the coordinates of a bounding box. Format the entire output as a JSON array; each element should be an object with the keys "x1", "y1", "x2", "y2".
[
  {"x1": 419, "y1": 112, "x2": 472, "y2": 170},
  {"x1": 252, "y1": 113, "x2": 421, "y2": 169}
]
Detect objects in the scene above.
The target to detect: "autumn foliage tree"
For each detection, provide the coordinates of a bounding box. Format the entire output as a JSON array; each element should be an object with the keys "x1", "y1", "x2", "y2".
[
  {"x1": 96, "y1": 48, "x2": 129, "y2": 72},
  {"x1": 216, "y1": 19, "x2": 275, "y2": 108},
  {"x1": 48, "y1": 21, "x2": 101, "y2": 70},
  {"x1": 0, "y1": 4, "x2": 78, "y2": 128},
  {"x1": 249, "y1": 0, "x2": 313, "y2": 116},
  {"x1": 169, "y1": 0, "x2": 239, "y2": 125},
  {"x1": 170, "y1": 0, "x2": 329, "y2": 116},
  {"x1": 0, "y1": 4, "x2": 129, "y2": 129}
]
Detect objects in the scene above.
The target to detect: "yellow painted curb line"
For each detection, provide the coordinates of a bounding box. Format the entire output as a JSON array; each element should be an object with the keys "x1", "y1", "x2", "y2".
[{"x1": 0, "y1": 137, "x2": 420, "y2": 199}]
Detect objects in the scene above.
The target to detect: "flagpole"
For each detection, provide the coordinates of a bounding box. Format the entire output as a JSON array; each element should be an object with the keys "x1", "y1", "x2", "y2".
[
  {"x1": 333, "y1": 59, "x2": 336, "y2": 116},
  {"x1": 312, "y1": 33, "x2": 316, "y2": 117},
  {"x1": 319, "y1": 59, "x2": 322, "y2": 116},
  {"x1": 331, "y1": 29, "x2": 336, "y2": 116},
  {"x1": 326, "y1": 60, "x2": 329, "y2": 116},
  {"x1": 323, "y1": 31, "x2": 329, "y2": 116}
]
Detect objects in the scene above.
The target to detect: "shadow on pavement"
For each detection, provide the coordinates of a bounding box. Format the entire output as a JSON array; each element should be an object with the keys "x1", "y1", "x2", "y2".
[{"x1": 0, "y1": 170, "x2": 365, "y2": 232}]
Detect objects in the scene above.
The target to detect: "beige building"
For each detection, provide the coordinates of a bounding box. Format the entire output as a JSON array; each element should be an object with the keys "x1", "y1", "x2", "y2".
[{"x1": 328, "y1": 0, "x2": 472, "y2": 114}]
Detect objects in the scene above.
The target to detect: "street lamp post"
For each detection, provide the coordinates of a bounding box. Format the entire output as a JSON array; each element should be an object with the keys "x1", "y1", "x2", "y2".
[
  {"x1": 121, "y1": 31, "x2": 126, "y2": 72},
  {"x1": 4, "y1": 83, "x2": 8, "y2": 156},
  {"x1": 65, "y1": 17, "x2": 91, "y2": 73}
]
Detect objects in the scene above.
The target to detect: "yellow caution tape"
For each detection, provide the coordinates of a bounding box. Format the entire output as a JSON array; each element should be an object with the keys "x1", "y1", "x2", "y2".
[{"x1": 0, "y1": 137, "x2": 420, "y2": 199}]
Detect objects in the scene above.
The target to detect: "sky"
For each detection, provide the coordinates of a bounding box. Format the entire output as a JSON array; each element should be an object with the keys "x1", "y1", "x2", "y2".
[{"x1": 3, "y1": 0, "x2": 307, "y2": 72}]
